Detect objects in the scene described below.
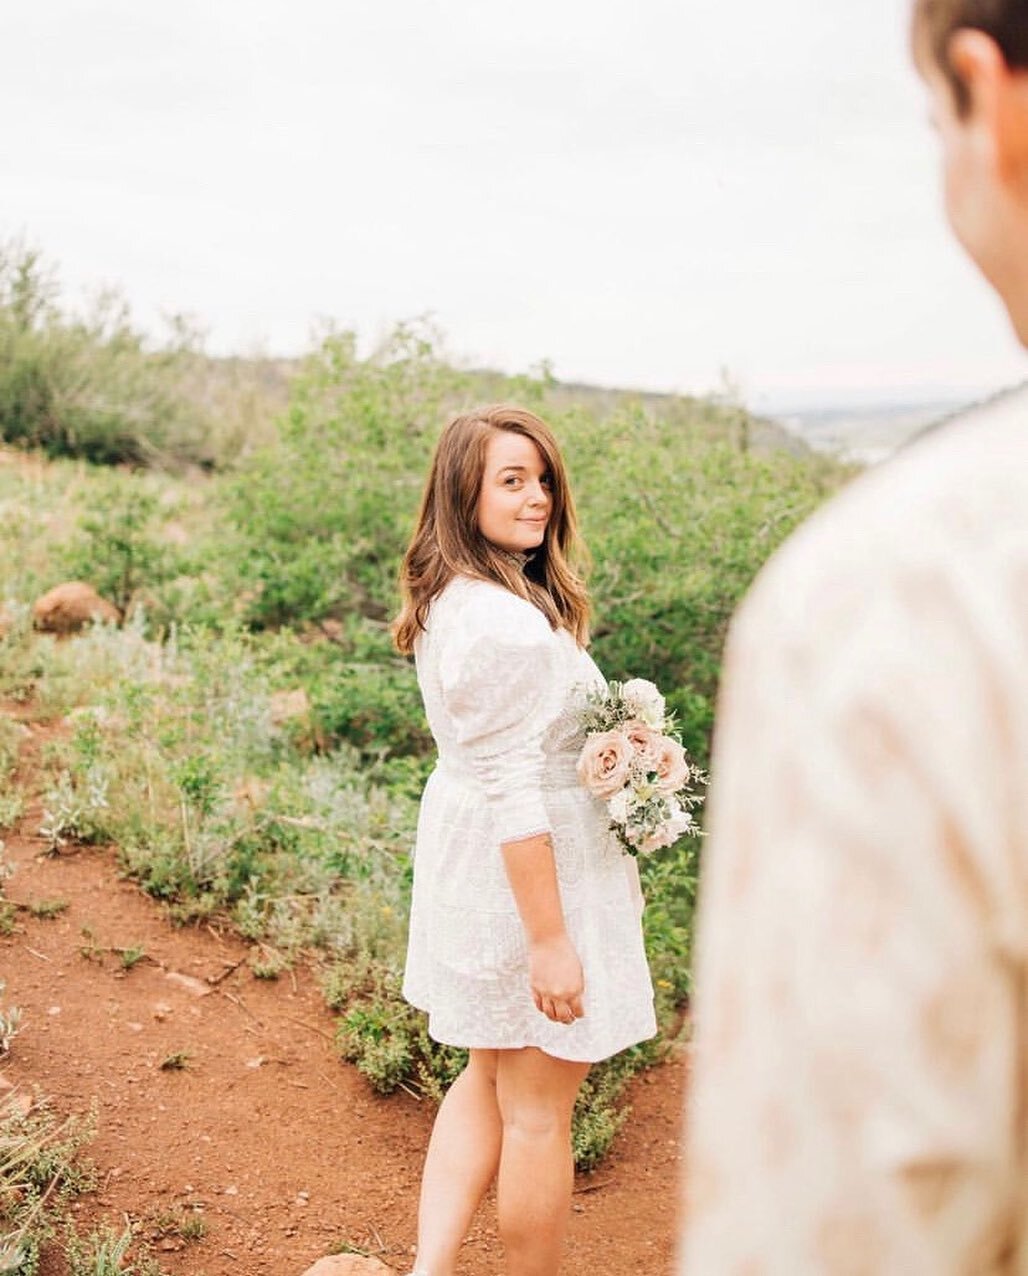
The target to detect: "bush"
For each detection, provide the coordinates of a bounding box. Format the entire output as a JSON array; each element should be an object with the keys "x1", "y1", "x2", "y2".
[
  {"x1": 222, "y1": 320, "x2": 470, "y2": 630},
  {"x1": 0, "y1": 240, "x2": 277, "y2": 471},
  {"x1": 59, "y1": 475, "x2": 175, "y2": 614},
  {"x1": 564, "y1": 403, "x2": 842, "y2": 769}
]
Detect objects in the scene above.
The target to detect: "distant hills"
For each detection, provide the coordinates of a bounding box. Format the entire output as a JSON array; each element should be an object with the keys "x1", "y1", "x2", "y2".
[{"x1": 774, "y1": 381, "x2": 1028, "y2": 465}]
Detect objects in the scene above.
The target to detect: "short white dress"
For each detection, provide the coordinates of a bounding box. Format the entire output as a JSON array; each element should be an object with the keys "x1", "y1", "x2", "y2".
[{"x1": 402, "y1": 575, "x2": 657, "y2": 1063}]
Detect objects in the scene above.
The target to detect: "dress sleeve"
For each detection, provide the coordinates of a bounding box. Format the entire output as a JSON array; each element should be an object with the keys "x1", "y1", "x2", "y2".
[
  {"x1": 679, "y1": 550, "x2": 1028, "y2": 1273},
  {"x1": 439, "y1": 587, "x2": 563, "y2": 846}
]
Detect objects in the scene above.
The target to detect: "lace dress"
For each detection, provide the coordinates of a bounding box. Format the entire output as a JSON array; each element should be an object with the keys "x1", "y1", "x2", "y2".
[{"x1": 402, "y1": 575, "x2": 657, "y2": 1063}]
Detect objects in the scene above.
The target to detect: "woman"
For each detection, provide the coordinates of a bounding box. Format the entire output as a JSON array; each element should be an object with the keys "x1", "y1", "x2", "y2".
[{"x1": 393, "y1": 404, "x2": 656, "y2": 1276}]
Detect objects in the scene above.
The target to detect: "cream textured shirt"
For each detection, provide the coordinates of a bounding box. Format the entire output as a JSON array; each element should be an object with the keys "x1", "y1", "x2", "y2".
[{"x1": 680, "y1": 414, "x2": 1028, "y2": 1274}]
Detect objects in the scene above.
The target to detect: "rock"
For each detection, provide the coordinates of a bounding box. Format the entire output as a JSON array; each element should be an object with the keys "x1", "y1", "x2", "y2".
[
  {"x1": 32, "y1": 582, "x2": 119, "y2": 634},
  {"x1": 164, "y1": 971, "x2": 213, "y2": 998},
  {"x1": 299, "y1": 1257, "x2": 395, "y2": 1276}
]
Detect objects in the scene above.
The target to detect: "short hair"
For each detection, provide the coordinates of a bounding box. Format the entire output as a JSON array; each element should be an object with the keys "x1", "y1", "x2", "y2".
[{"x1": 913, "y1": 0, "x2": 1028, "y2": 111}]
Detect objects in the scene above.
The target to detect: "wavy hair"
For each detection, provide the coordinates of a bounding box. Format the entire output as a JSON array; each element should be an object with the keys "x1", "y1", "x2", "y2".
[{"x1": 392, "y1": 404, "x2": 590, "y2": 655}]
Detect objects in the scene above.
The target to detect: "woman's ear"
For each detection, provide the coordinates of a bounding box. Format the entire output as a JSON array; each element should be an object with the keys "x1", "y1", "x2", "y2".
[{"x1": 949, "y1": 28, "x2": 1028, "y2": 182}]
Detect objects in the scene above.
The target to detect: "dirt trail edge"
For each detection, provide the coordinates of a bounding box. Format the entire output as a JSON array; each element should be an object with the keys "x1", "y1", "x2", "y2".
[{"x1": 0, "y1": 705, "x2": 686, "y2": 1276}]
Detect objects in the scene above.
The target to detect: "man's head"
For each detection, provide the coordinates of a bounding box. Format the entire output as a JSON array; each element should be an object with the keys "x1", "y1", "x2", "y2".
[{"x1": 912, "y1": 0, "x2": 1028, "y2": 344}]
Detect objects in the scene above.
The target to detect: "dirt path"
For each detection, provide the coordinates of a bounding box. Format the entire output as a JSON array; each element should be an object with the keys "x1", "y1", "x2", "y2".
[{"x1": 0, "y1": 706, "x2": 686, "y2": 1275}]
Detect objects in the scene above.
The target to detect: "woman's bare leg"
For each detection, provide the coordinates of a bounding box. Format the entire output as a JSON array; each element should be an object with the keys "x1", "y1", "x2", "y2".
[
  {"x1": 413, "y1": 1048, "x2": 502, "y2": 1275},
  {"x1": 495, "y1": 1047, "x2": 590, "y2": 1276}
]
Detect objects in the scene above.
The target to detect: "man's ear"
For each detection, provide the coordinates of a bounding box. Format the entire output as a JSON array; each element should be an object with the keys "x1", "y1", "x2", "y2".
[{"x1": 949, "y1": 28, "x2": 1028, "y2": 180}]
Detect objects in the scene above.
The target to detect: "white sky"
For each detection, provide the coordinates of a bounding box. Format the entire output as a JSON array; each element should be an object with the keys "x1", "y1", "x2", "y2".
[{"x1": 3, "y1": 0, "x2": 1026, "y2": 412}]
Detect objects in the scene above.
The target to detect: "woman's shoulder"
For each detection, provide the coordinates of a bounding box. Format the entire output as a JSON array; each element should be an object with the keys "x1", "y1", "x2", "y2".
[{"x1": 433, "y1": 574, "x2": 553, "y2": 644}]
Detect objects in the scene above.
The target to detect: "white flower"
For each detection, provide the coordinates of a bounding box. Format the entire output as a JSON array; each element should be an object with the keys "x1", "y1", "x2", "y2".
[
  {"x1": 622, "y1": 678, "x2": 666, "y2": 728},
  {"x1": 607, "y1": 789, "x2": 630, "y2": 824}
]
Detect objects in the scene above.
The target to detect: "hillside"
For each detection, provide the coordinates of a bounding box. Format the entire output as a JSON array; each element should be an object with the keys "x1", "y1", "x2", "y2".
[{"x1": 1, "y1": 245, "x2": 854, "y2": 1273}]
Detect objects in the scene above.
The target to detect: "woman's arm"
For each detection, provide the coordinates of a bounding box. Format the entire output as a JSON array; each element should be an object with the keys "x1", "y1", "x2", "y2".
[{"x1": 502, "y1": 831, "x2": 585, "y2": 1023}]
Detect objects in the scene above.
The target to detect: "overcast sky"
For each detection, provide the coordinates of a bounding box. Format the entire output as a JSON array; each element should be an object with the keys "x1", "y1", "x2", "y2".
[{"x1": 3, "y1": 0, "x2": 1026, "y2": 412}]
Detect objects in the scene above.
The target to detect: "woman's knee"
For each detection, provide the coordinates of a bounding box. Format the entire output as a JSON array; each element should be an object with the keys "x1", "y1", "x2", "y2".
[{"x1": 495, "y1": 1048, "x2": 588, "y2": 1135}]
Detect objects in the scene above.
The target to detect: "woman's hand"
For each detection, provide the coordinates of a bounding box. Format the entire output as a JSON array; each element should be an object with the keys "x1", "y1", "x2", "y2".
[
  {"x1": 530, "y1": 933, "x2": 585, "y2": 1024},
  {"x1": 500, "y1": 831, "x2": 585, "y2": 1023}
]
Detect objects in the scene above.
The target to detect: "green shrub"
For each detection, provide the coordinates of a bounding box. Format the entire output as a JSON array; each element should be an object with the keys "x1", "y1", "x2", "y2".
[
  {"x1": 0, "y1": 240, "x2": 278, "y2": 473},
  {"x1": 59, "y1": 475, "x2": 175, "y2": 614},
  {"x1": 223, "y1": 321, "x2": 470, "y2": 630},
  {"x1": 564, "y1": 403, "x2": 842, "y2": 769},
  {"x1": 332, "y1": 963, "x2": 466, "y2": 1099},
  {"x1": 0, "y1": 243, "x2": 208, "y2": 468}
]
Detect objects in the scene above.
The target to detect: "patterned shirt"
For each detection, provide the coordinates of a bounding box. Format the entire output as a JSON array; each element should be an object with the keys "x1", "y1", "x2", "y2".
[{"x1": 679, "y1": 414, "x2": 1028, "y2": 1274}]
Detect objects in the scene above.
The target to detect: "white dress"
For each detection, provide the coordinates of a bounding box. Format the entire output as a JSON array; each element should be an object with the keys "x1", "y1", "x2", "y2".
[{"x1": 402, "y1": 575, "x2": 657, "y2": 1063}]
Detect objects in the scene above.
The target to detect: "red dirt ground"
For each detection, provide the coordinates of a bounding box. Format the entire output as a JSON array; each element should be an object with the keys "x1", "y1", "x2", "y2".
[{"x1": 0, "y1": 702, "x2": 687, "y2": 1275}]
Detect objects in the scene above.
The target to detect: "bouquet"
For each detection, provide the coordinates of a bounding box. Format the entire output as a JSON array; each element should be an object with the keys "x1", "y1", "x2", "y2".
[{"x1": 576, "y1": 678, "x2": 704, "y2": 857}]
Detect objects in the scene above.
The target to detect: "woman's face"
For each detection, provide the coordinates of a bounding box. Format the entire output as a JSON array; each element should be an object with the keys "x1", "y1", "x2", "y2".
[{"x1": 476, "y1": 429, "x2": 553, "y2": 554}]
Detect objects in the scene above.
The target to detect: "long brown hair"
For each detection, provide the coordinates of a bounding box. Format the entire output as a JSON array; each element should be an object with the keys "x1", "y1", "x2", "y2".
[{"x1": 392, "y1": 404, "x2": 590, "y2": 654}]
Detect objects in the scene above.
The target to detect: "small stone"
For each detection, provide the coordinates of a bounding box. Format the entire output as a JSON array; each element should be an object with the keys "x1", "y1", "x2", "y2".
[
  {"x1": 164, "y1": 971, "x2": 212, "y2": 997},
  {"x1": 224, "y1": 1185, "x2": 239, "y2": 1196},
  {"x1": 299, "y1": 1257, "x2": 395, "y2": 1275},
  {"x1": 47, "y1": 1005, "x2": 61, "y2": 1016},
  {"x1": 32, "y1": 582, "x2": 119, "y2": 633}
]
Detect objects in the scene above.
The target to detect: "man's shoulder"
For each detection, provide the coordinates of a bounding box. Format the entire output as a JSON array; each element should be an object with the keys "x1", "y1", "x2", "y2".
[{"x1": 741, "y1": 415, "x2": 1028, "y2": 640}]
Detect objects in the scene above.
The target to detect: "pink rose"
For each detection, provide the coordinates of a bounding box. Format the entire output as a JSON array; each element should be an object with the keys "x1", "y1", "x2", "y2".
[
  {"x1": 577, "y1": 729, "x2": 634, "y2": 799},
  {"x1": 623, "y1": 719, "x2": 662, "y2": 770},
  {"x1": 654, "y1": 736, "x2": 690, "y2": 793}
]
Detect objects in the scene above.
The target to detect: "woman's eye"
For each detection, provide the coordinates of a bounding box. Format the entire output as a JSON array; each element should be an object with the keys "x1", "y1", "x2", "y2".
[{"x1": 541, "y1": 474, "x2": 553, "y2": 488}]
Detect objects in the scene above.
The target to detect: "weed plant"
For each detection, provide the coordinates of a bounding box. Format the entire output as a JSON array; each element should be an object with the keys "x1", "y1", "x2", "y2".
[
  {"x1": 65, "y1": 1223, "x2": 166, "y2": 1276},
  {"x1": 0, "y1": 1091, "x2": 97, "y2": 1276},
  {"x1": 0, "y1": 719, "x2": 25, "y2": 832},
  {"x1": 0, "y1": 981, "x2": 21, "y2": 1056}
]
